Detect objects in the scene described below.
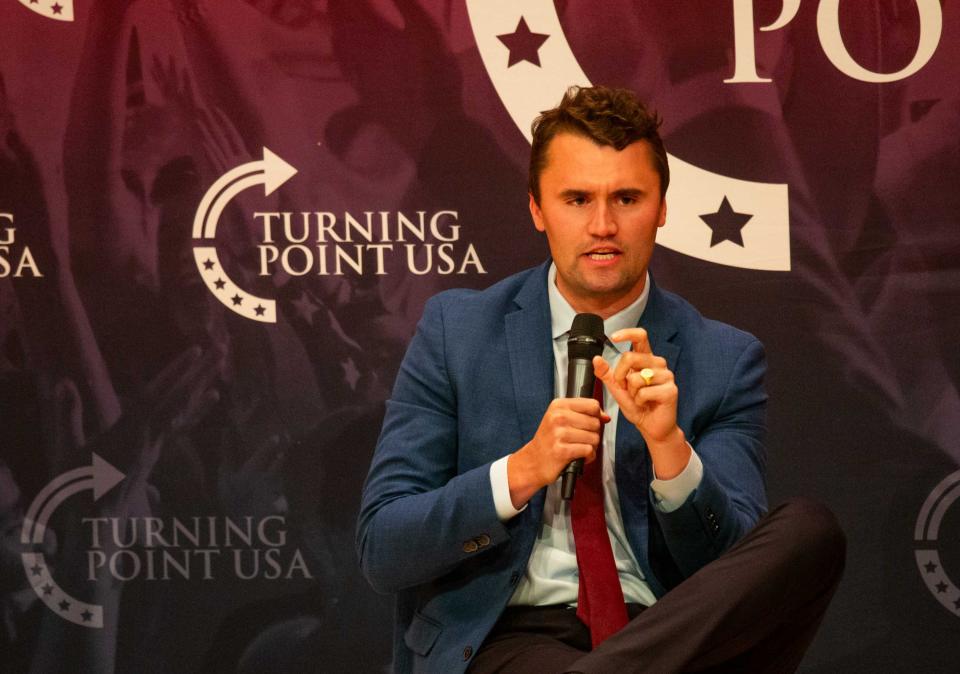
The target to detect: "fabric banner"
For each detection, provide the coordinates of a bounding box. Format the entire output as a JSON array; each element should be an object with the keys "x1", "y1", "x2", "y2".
[{"x1": 0, "y1": 1, "x2": 957, "y2": 671}]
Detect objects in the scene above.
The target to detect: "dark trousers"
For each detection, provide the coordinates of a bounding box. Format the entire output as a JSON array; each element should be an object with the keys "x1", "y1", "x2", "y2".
[{"x1": 467, "y1": 498, "x2": 846, "y2": 674}]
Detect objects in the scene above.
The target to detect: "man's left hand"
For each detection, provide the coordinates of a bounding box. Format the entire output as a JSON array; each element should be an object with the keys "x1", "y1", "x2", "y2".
[{"x1": 593, "y1": 328, "x2": 689, "y2": 479}]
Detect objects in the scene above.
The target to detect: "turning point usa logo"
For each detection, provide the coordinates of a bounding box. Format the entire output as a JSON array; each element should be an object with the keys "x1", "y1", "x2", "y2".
[
  {"x1": 916, "y1": 470, "x2": 960, "y2": 618},
  {"x1": 192, "y1": 148, "x2": 486, "y2": 324},
  {"x1": 22, "y1": 454, "x2": 312, "y2": 628}
]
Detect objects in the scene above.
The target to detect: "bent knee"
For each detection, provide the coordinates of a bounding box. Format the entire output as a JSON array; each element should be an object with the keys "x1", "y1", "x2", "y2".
[{"x1": 775, "y1": 497, "x2": 846, "y2": 575}]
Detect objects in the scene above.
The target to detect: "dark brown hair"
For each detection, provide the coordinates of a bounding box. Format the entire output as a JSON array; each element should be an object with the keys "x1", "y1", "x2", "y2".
[{"x1": 528, "y1": 85, "x2": 669, "y2": 204}]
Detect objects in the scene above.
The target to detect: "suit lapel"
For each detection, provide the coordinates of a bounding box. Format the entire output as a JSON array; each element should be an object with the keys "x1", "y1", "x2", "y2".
[
  {"x1": 504, "y1": 262, "x2": 553, "y2": 522},
  {"x1": 639, "y1": 279, "x2": 681, "y2": 373}
]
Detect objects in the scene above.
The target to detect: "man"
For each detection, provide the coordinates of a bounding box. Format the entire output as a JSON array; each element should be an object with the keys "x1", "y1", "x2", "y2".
[{"x1": 357, "y1": 86, "x2": 844, "y2": 673}]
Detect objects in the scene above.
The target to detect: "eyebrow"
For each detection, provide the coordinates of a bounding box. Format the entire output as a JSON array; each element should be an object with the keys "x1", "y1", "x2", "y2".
[{"x1": 556, "y1": 187, "x2": 646, "y2": 200}]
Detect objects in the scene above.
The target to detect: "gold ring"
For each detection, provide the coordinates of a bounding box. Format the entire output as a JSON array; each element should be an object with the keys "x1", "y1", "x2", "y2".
[{"x1": 640, "y1": 368, "x2": 654, "y2": 386}]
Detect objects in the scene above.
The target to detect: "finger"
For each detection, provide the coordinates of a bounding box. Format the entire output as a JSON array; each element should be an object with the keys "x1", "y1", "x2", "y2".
[
  {"x1": 551, "y1": 409, "x2": 604, "y2": 436},
  {"x1": 591, "y1": 357, "x2": 617, "y2": 418},
  {"x1": 557, "y1": 425, "x2": 602, "y2": 446},
  {"x1": 568, "y1": 443, "x2": 598, "y2": 464},
  {"x1": 596, "y1": 360, "x2": 641, "y2": 414},
  {"x1": 626, "y1": 368, "x2": 660, "y2": 398},
  {"x1": 554, "y1": 396, "x2": 603, "y2": 415},
  {"x1": 633, "y1": 381, "x2": 678, "y2": 407},
  {"x1": 611, "y1": 351, "x2": 654, "y2": 389},
  {"x1": 611, "y1": 327, "x2": 652, "y2": 354},
  {"x1": 592, "y1": 354, "x2": 612, "y2": 383}
]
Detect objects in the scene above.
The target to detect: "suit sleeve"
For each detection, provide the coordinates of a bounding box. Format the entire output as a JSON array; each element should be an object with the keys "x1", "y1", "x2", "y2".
[
  {"x1": 651, "y1": 337, "x2": 768, "y2": 578},
  {"x1": 356, "y1": 295, "x2": 511, "y2": 594}
]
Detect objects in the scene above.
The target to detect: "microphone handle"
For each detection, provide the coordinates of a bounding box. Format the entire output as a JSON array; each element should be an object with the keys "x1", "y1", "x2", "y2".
[
  {"x1": 561, "y1": 459, "x2": 583, "y2": 500},
  {"x1": 561, "y1": 358, "x2": 598, "y2": 500}
]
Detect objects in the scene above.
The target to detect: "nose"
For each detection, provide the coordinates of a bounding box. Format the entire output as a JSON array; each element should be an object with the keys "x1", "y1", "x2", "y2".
[{"x1": 587, "y1": 200, "x2": 617, "y2": 238}]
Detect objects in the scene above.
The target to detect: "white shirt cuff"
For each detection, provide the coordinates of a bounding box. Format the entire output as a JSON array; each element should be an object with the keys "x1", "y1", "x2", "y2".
[
  {"x1": 650, "y1": 446, "x2": 703, "y2": 513},
  {"x1": 490, "y1": 456, "x2": 526, "y2": 521}
]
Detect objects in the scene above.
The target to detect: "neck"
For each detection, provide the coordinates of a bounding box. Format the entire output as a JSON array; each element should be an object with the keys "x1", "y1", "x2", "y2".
[{"x1": 556, "y1": 281, "x2": 647, "y2": 320}]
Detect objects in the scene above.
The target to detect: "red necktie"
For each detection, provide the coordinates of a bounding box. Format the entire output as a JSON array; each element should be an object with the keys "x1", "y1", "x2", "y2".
[{"x1": 571, "y1": 380, "x2": 629, "y2": 647}]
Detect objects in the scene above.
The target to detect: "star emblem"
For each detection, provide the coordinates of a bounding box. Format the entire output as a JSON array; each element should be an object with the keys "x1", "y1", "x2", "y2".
[
  {"x1": 81, "y1": 609, "x2": 93, "y2": 622},
  {"x1": 203, "y1": 258, "x2": 215, "y2": 271},
  {"x1": 30, "y1": 564, "x2": 42, "y2": 576},
  {"x1": 254, "y1": 304, "x2": 266, "y2": 316},
  {"x1": 935, "y1": 581, "x2": 948, "y2": 594},
  {"x1": 51, "y1": 3, "x2": 63, "y2": 15},
  {"x1": 924, "y1": 560, "x2": 938, "y2": 573},
  {"x1": 214, "y1": 278, "x2": 226, "y2": 290},
  {"x1": 59, "y1": 599, "x2": 71, "y2": 611},
  {"x1": 700, "y1": 196, "x2": 753, "y2": 247},
  {"x1": 42, "y1": 583, "x2": 54, "y2": 595},
  {"x1": 497, "y1": 17, "x2": 550, "y2": 68},
  {"x1": 290, "y1": 292, "x2": 319, "y2": 325},
  {"x1": 231, "y1": 294, "x2": 243, "y2": 306}
]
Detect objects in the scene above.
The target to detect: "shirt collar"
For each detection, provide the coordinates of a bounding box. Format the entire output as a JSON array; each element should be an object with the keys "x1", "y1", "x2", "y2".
[{"x1": 547, "y1": 263, "x2": 650, "y2": 354}]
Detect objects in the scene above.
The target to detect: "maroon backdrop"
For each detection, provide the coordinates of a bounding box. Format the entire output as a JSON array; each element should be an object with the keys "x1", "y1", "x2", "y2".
[{"x1": 1, "y1": 1, "x2": 958, "y2": 672}]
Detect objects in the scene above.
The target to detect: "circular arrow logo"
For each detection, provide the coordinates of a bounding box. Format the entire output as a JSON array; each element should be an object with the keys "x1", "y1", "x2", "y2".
[
  {"x1": 915, "y1": 470, "x2": 960, "y2": 617},
  {"x1": 192, "y1": 147, "x2": 298, "y2": 324},
  {"x1": 21, "y1": 453, "x2": 125, "y2": 628},
  {"x1": 465, "y1": 0, "x2": 791, "y2": 271}
]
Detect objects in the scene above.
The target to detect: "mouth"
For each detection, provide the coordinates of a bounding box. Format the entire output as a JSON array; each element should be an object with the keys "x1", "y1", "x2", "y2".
[{"x1": 584, "y1": 247, "x2": 622, "y2": 261}]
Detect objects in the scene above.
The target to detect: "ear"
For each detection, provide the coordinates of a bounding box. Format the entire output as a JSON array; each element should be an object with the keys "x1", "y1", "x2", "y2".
[
  {"x1": 657, "y1": 197, "x2": 667, "y2": 228},
  {"x1": 529, "y1": 192, "x2": 546, "y2": 232}
]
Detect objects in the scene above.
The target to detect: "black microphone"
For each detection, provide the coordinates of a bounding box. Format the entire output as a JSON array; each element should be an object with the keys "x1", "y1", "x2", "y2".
[{"x1": 561, "y1": 313, "x2": 605, "y2": 500}]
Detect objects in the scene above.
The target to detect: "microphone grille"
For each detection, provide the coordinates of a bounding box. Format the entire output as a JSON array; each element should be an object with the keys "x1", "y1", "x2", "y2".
[{"x1": 568, "y1": 313, "x2": 605, "y2": 360}]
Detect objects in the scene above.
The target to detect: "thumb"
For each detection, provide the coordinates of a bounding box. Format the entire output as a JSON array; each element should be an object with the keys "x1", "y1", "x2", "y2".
[
  {"x1": 592, "y1": 355, "x2": 613, "y2": 384},
  {"x1": 592, "y1": 355, "x2": 633, "y2": 413},
  {"x1": 591, "y1": 356, "x2": 614, "y2": 423}
]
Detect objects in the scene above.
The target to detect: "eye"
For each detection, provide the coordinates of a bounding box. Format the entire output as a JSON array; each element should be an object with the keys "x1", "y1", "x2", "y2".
[
  {"x1": 567, "y1": 195, "x2": 588, "y2": 206},
  {"x1": 616, "y1": 194, "x2": 637, "y2": 206}
]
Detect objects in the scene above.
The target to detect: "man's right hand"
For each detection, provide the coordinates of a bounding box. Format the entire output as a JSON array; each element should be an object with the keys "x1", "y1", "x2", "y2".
[{"x1": 506, "y1": 398, "x2": 609, "y2": 509}]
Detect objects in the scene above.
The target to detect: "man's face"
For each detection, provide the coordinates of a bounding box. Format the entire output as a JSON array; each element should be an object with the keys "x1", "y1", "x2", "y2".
[{"x1": 530, "y1": 132, "x2": 667, "y2": 317}]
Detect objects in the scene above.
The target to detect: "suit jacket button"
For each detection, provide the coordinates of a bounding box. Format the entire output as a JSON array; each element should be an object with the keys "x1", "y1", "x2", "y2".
[
  {"x1": 463, "y1": 646, "x2": 473, "y2": 660},
  {"x1": 477, "y1": 534, "x2": 491, "y2": 547},
  {"x1": 462, "y1": 540, "x2": 479, "y2": 553}
]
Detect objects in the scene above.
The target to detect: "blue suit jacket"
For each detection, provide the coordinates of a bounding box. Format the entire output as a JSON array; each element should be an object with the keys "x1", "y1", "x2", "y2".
[{"x1": 357, "y1": 262, "x2": 768, "y2": 674}]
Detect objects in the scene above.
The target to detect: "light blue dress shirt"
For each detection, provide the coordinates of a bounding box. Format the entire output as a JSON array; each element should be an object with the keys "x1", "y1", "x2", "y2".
[{"x1": 488, "y1": 264, "x2": 703, "y2": 607}]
